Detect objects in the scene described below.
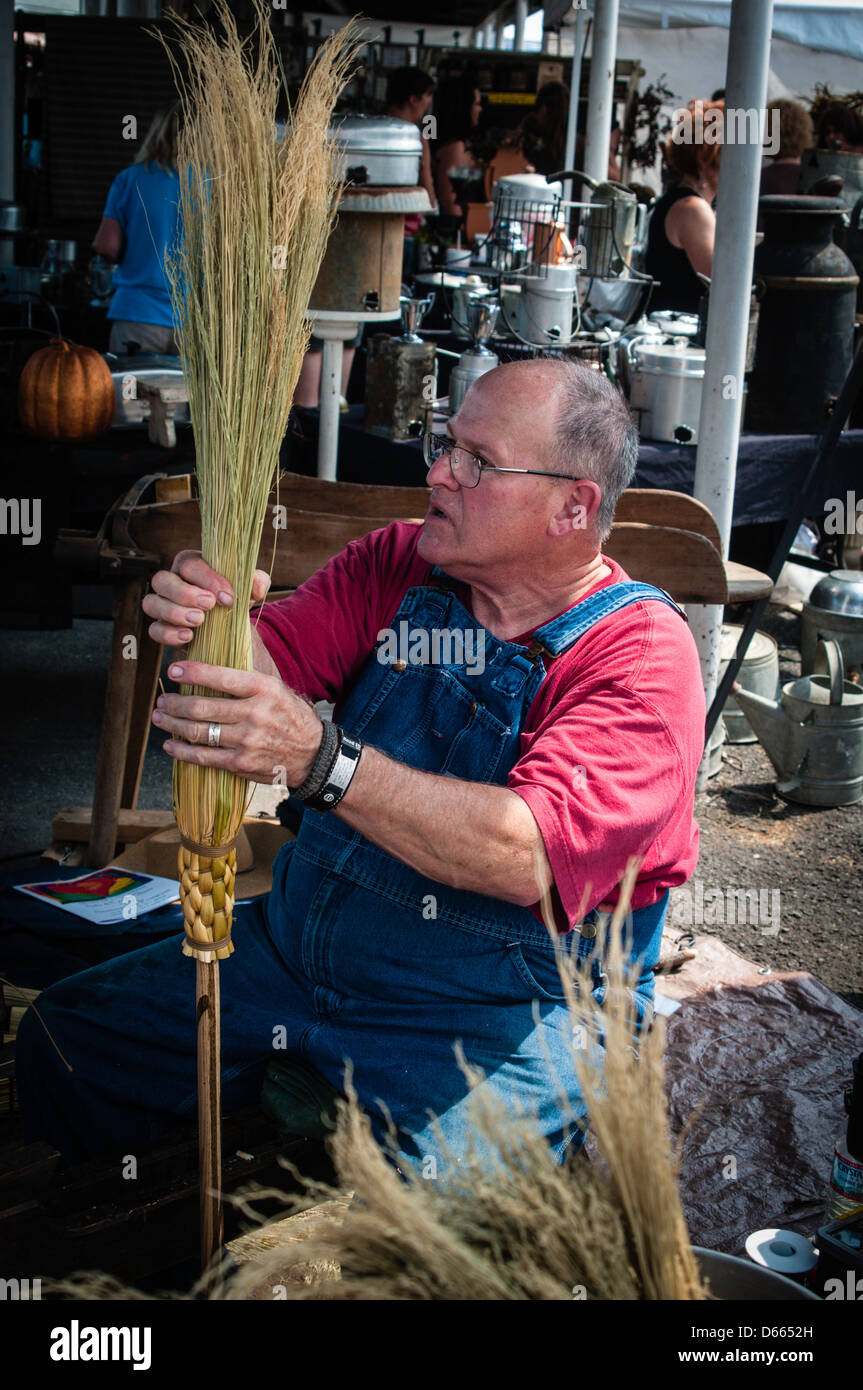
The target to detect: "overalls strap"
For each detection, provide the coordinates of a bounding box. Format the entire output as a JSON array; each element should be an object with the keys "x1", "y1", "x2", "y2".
[{"x1": 430, "y1": 566, "x2": 687, "y2": 666}]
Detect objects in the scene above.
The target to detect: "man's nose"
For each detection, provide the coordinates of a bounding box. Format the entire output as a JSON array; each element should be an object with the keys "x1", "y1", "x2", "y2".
[{"x1": 427, "y1": 452, "x2": 458, "y2": 489}]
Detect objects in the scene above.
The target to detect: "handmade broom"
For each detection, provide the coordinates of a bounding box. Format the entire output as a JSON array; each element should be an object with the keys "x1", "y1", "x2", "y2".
[{"x1": 154, "y1": 0, "x2": 360, "y2": 1275}]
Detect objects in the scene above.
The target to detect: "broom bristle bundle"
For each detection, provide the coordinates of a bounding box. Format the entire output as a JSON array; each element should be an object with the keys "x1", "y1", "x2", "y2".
[{"x1": 152, "y1": 0, "x2": 362, "y2": 950}]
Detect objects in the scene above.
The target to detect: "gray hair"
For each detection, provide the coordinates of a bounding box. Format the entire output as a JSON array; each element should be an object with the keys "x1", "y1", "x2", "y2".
[{"x1": 543, "y1": 356, "x2": 639, "y2": 542}]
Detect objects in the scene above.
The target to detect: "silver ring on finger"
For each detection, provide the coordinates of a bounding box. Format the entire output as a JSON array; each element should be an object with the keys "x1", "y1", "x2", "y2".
[{"x1": 207, "y1": 723, "x2": 221, "y2": 748}]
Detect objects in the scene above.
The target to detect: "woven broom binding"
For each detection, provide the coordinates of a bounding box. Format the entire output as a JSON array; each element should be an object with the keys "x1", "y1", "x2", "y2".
[
  {"x1": 178, "y1": 844, "x2": 236, "y2": 961},
  {"x1": 179, "y1": 832, "x2": 238, "y2": 858}
]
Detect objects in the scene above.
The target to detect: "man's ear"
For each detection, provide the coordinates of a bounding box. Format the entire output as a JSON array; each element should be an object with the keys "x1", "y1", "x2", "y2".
[{"x1": 547, "y1": 481, "x2": 602, "y2": 538}]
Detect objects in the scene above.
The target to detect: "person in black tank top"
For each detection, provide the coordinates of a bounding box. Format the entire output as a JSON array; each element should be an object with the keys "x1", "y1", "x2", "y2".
[{"x1": 645, "y1": 99, "x2": 723, "y2": 313}]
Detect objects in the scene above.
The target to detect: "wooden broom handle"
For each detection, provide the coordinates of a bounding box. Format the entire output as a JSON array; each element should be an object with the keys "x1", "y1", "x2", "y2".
[{"x1": 197, "y1": 959, "x2": 223, "y2": 1276}]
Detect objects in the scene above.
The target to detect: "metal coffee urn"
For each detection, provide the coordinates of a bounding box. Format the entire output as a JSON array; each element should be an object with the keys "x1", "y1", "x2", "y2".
[
  {"x1": 449, "y1": 296, "x2": 501, "y2": 414},
  {"x1": 747, "y1": 196, "x2": 858, "y2": 433}
]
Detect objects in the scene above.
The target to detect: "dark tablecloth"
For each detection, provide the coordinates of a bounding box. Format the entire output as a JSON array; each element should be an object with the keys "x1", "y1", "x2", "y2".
[{"x1": 286, "y1": 408, "x2": 863, "y2": 530}]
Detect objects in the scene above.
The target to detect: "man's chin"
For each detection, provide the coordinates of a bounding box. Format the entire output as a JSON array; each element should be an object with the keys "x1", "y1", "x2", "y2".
[{"x1": 417, "y1": 523, "x2": 450, "y2": 563}]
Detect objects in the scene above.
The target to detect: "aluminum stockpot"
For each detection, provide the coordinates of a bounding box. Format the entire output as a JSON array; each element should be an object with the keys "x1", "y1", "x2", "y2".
[
  {"x1": 802, "y1": 569, "x2": 863, "y2": 679},
  {"x1": 719, "y1": 624, "x2": 780, "y2": 743},
  {"x1": 329, "y1": 115, "x2": 422, "y2": 187},
  {"x1": 693, "y1": 1248, "x2": 819, "y2": 1301},
  {"x1": 511, "y1": 263, "x2": 577, "y2": 347},
  {"x1": 628, "y1": 338, "x2": 706, "y2": 445}
]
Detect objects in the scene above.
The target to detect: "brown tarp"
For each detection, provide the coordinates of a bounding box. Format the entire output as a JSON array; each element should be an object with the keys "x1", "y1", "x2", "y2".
[{"x1": 652, "y1": 934, "x2": 862, "y2": 1253}]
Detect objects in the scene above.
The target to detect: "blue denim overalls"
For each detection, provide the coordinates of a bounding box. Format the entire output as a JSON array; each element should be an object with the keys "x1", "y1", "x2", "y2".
[{"x1": 17, "y1": 572, "x2": 685, "y2": 1175}]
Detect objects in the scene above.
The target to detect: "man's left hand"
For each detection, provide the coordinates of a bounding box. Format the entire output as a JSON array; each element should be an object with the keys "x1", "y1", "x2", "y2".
[{"x1": 153, "y1": 660, "x2": 321, "y2": 787}]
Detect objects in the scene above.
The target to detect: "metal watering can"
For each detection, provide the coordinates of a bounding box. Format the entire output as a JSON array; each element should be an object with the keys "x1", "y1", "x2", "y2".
[{"x1": 733, "y1": 640, "x2": 863, "y2": 806}]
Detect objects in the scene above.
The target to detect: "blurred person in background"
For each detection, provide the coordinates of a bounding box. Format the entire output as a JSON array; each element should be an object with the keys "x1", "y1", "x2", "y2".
[
  {"x1": 386, "y1": 65, "x2": 437, "y2": 278},
  {"x1": 92, "y1": 103, "x2": 182, "y2": 357},
  {"x1": 520, "y1": 81, "x2": 570, "y2": 177},
  {"x1": 645, "y1": 99, "x2": 723, "y2": 313},
  {"x1": 815, "y1": 99, "x2": 863, "y2": 153},
  {"x1": 760, "y1": 99, "x2": 814, "y2": 195},
  {"x1": 432, "y1": 77, "x2": 484, "y2": 218},
  {"x1": 387, "y1": 65, "x2": 437, "y2": 208}
]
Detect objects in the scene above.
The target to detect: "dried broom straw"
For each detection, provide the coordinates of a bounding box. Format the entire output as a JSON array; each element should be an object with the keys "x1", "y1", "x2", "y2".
[
  {"x1": 44, "y1": 879, "x2": 711, "y2": 1301},
  {"x1": 151, "y1": 0, "x2": 361, "y2": 1273},
  {"x1": 208, "y1": 873, "x2": 709, "y2": 1301},
  {"x1": 156, "y1": 0, "x2": 361, "y2": 962}
]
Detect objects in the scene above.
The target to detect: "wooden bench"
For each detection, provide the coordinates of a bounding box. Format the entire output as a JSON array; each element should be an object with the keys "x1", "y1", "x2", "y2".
[{"x1": 62, "y1": 477, "x2": 771, "y2": 866}]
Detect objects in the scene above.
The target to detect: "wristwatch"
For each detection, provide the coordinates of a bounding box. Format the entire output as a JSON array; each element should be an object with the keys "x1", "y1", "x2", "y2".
[{"x1": 305, "y1": 729, "x2": 363, "y2": 812}]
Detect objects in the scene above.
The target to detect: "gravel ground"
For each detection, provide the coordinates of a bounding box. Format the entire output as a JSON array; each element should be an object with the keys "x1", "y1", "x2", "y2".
[
  {"x1": 1, "y1": 609, "x2": 861, "y2": 1011},
  {"x1": 692, "y1": 607, "x2": 863, "y2": 1012}
]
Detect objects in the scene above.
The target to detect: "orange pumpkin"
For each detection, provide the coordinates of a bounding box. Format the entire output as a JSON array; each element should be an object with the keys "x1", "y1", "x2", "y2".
[{"x1": 18, "y1": 337, "x2": 115, "y2": 442}]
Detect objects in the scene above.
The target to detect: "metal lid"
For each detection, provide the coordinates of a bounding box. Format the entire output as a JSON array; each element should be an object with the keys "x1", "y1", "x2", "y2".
[
  {"x1": 807, "y1": 568, "x2": 863, "y2": 618},
  {"x1": 720, "y1": 625, "x2": 777, "y2": 662},
  {"x1": 630, "y1": 340, "x2": 706, "y2": 376},
  {"x1": 329, "y1": 115, "x2": 423, "y2": 157},
  {"x1": 493, "y1": 173, "x2": 561, "y2": 206},
  {"x1": 758, "y1": 194, "x2": 847, "y2": 215},
  {"x1": 648, "y1": 310, "x2": 700, "y2": 337}
]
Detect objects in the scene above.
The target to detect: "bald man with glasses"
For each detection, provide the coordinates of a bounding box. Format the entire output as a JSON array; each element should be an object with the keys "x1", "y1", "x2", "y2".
[{"x1": 18, "y1": 358, "x2": 705, "y2": 1178}]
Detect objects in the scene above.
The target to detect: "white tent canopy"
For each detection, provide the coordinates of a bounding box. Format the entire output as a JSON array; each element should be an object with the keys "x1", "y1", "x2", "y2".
[{"x1": 546, "y1": 0, "x2": 863, "y2": 63}]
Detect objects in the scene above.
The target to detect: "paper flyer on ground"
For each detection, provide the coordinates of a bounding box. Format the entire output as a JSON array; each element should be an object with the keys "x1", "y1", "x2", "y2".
[{"x1": 14, "y1": 868, "x2": 179, "y2": 924}]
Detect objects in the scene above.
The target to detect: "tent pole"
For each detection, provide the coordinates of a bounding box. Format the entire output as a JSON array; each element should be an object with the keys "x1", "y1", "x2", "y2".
[
  {"x1": 583, "y1": 0, "x2": 619, "y2": 186},
  {"x1": 563, "y1": 6, "x2": 588, "y2": 205},
  {"x1": 690, "y1": 0, "x2": 774, "y2": 789}
]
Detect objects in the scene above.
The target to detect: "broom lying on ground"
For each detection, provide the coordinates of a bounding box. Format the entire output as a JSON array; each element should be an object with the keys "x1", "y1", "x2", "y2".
[{"x1": 49, "y1": 868, "x2": 709, "y2": 1301}]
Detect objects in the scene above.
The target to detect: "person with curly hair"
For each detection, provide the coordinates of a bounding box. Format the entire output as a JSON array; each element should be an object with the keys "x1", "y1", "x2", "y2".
[{"x1": 760, "y1": 99, "x2": 814, "y2": 196}]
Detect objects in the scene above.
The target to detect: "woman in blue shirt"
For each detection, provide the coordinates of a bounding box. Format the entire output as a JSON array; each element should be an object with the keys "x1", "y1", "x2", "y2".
[{"x1": 92, "y1": 103, "x2": 182, "y2": 356}]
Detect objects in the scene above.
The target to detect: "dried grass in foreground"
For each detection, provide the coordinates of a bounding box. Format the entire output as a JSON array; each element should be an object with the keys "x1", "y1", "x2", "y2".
[{"x1": 48, "y1": 870, "x2": 708, "y2": 1301}]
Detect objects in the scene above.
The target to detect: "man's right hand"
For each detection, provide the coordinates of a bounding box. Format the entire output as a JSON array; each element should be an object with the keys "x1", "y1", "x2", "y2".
[{"x1": 143, "y1": 550, "x2": 271, "y2": 650}]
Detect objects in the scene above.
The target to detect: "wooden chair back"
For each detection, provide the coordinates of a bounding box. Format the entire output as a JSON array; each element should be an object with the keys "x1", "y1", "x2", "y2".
[
  {"x1": 277, "y1": 471, "x2": 430, "y2": 519},
  {"x1": 604, "y1": 523, "x2": 728, "y2": 604},
  {"x1": 130, "y1": 500, "x2": 409, "y2": 591},
  {"x1": 613, "y1": 489, "x2": 723, "y2": 553}
]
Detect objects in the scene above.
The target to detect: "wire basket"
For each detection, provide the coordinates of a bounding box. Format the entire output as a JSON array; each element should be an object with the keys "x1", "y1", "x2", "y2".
[{"x1": 487, "y1": 190, "x2": 564, "y2": 276}]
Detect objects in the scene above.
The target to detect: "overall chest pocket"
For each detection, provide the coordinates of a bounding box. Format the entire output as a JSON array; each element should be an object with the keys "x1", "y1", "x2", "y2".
[{"x1": 354, "y1": 666, "x2": 513, "y2": 785}]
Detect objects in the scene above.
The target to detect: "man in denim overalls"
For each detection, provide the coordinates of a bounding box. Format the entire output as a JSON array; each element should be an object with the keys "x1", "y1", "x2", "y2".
[{"x1": 17, "y1": 359, "x2": 704, "y2": 1174}]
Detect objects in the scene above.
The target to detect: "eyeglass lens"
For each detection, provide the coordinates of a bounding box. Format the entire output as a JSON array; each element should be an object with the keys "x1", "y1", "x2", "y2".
[{"x1": 425, "y1": 435, "x2": 479, "y2": 486}]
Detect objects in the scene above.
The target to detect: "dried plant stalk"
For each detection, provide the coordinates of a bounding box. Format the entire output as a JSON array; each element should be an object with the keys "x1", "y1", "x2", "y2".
[
  {"x1": 45, "y1": 878, "x2": 711, "y2": 1300},
  {"x1": 153, "y1": 0, "x2": 361, "y2": 959},
  {"x1": 210, "y1": 871, "x2": 710, "y2": 1302}
]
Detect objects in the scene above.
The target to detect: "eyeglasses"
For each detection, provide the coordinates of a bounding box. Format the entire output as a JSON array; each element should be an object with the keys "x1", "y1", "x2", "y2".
[{"x1": 422, "y1": 431, "x2": 586, "y2": 489}]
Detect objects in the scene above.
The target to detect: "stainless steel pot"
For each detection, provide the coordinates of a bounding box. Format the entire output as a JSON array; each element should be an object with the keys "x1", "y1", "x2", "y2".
[
  {"x1": 0, "y1": 201, "x2": 27, "y2": 235},
  {"x1": 719, "y1": 625, "x2": 780, "y2": 743},
  {"x1": 802, "y1": 568, "x2": 863, "y2": 678},
  {"x1": 693, "y1": 1247, "x2": 819, "y2": 1301},
  {"x1": 330, "y1": 115, "x2": 422, "y2": 187},
  {"x1": 628, "y1": 337, "x2": 706, "y2": 445},
  {"x1": 617, "y1": 317, "x2": 663, "y2": 394}
]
